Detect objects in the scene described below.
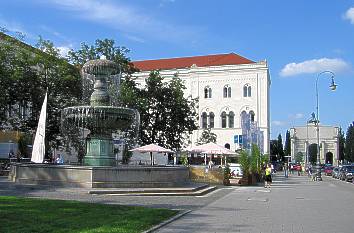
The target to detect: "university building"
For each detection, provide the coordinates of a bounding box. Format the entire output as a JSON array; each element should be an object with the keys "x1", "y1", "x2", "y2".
[{"x1": 132, "y1": 53, "x2": 270, "y2": 154}]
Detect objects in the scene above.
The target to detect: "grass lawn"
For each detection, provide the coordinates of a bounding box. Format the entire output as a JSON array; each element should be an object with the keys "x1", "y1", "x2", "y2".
[{"x1": 0, "y1": 196, "x2": 178, "y2": 233}]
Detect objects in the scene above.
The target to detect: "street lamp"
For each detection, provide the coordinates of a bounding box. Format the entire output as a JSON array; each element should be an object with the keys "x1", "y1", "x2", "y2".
[{"x1": 315, "y1": 71, "x2": 337, "y2": 181}]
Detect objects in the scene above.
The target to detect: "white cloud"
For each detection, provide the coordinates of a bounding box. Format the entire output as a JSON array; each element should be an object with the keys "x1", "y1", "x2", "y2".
[
  {"x1": 42, "y1": 0, "x2": 200, "y2": 43},
  {"x1": 280, "y1": 58, "x2": 351, "y2": 77},
  {"x1": 57, "y1": 45, "x2": 72, "y2": 58},
  {"x1": 272, "y1": 121, "x2": 286, "y2": 126},
  {"x1": 289, "y1": 113, "x2": 304, "y2": 120},
  {"x1": 344, "y1": 7, "x2": 354, "y2": 24}
]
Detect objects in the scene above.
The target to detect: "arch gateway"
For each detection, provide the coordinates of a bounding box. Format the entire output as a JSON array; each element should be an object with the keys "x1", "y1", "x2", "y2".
[{"x1": 290, "y1": 123, "x2": 340, "y2": 166}]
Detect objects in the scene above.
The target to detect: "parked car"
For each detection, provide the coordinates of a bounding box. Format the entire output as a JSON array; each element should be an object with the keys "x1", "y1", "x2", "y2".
[
  {"x1": 332, "y1": 167, "x2": 340, "y2": 179},
  {"x1": 324, "y1": 166, "x2": 334, "y2": 176},
  {"x1": 339, "y1": 165, "x2": 354, "y2": 182}
]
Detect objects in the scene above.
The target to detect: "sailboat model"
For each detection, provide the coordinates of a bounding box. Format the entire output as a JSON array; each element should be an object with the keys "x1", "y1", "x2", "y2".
[{"x1": 31, "y1": 92, "x2": 47, "y2": 163}]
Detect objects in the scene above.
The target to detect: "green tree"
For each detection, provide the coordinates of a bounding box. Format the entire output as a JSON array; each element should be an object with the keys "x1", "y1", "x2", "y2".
[
  {"x1": 239, "y1": 150, "x2": 250, "y2": 178},
  {"x1": 137, "y1": 71, "x2": 197, "y2": 151},
  {"x1": 308, "y1": 143, "x2": 317, "y2": 164},
  {"x1": 295, "y1": 152, "x2": 304, "y2": 163},
  {"x1": 338, "y1": 127, "x2": 345, "y2": 162},
  {"x1": 250, "y1": 144, "x2": 261, "y2": 175},
  {"x1": 284, "y1": 130, "x2": 291, "y2": 157},
  {"x1": 34, "y1": 37, "x2": 82, "y2": 155},
  {"x1": 277, "y1": 134, "x2": 285, "y2": 162},
  {"x1": 269, "y1": 139, "x2": 278, "y2": 161},
  {"x1": 345, "y1": 123, "x2": 354, "y2": 162},
  {"x1": 196, "y1": 128, "x2": 217, "y2": 145}
]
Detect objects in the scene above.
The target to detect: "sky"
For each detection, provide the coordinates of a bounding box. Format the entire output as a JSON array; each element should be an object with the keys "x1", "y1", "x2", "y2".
[{"x1": 1, "y1": 0, "x2": 353, "y2": 139}]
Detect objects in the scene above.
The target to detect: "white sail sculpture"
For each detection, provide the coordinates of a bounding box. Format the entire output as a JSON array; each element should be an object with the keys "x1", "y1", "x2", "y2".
[{"x1": 31, "y1": 92, "x2": 47, "y2": 163}]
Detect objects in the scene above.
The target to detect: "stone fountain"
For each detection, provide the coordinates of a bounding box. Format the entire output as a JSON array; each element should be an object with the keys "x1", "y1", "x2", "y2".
[
  {"x1": 8, "y1": 57, "x2": 190, "y2": 189},
  {"x1": 61, "y1": 57, "x2": 138, "y2": 166}
]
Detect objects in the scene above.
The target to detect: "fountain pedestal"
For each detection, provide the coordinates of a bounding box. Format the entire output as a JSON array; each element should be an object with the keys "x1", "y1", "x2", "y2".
[{"x1": 84, "y1": 136, "x2": 115, "y2": 166}]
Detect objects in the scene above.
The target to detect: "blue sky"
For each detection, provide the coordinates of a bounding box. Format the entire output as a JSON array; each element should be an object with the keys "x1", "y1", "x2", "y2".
[{"x1": 1, "y1": 0, "x2": 353, "y2": 139}]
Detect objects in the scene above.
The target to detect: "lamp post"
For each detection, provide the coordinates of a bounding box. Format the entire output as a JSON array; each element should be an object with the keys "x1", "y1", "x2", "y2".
[{"x1": 315, "y1": 71, "x2": 337, "y2": 181}]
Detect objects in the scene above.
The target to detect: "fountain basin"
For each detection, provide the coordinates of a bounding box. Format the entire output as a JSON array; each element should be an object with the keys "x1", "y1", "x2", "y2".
[{"x1": 9, "y1": 164, "x2": 189, "y2": 188}]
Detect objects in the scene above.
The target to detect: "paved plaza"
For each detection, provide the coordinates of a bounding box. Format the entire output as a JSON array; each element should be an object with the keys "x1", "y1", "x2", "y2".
[{"x1": 1, "y1": 173, "x2": 353, "y2": 233}]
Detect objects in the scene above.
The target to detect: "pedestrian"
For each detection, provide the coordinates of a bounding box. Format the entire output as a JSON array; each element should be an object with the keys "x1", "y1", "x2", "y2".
[
  {"x1": 284, "y1": 163, "x2": 289, "y2": 178},
  {"x1": 264, "y1": 164, "x2": 272, "y2": 188}
]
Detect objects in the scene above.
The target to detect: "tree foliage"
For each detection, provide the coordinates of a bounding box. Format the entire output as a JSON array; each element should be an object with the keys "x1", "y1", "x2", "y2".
[
  {"x1": 284, "y1": 130, "x2": 291, "y2": 157},
  {"x1": 239, "y1": 150, "x2": 250, "y2": 178},
  {"x1": 196, "y1": 128, "x2": 217, "y2": 145},
  {"x1": 133, "y1": 71, "x2": 198, "y2": 151},
  {"x1": 277, "y1": 134, "x2": 285, "y2": 161},
  {"x1": 338, "y1": 127, "x2": 345, "y2": 162},
  {"x1": 295, "y1": 152, "x2": 304, "y2": 163},
  {"x1": 345, "y1": 123, "x2": 354, "y2": 162},
  {"x1": 0, "y1": 33, "x2": 82, "y2": 157},
  {"x1": 308, "y1": 143, "x2": 317, "y2": 164}
]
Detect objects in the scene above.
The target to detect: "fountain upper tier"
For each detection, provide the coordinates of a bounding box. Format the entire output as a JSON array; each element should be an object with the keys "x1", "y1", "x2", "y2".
[
  {"x1": 62, "y1": 57, "x2": 138, "y2": 136},
  {"x1": 82, "y1": 57, "x2": 119, "y2": 76}
]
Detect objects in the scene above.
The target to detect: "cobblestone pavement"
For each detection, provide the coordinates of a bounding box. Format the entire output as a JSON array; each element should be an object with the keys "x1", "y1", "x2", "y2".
[{"x1": 155, "y1": 173, "x2": 354, "y2": 233}]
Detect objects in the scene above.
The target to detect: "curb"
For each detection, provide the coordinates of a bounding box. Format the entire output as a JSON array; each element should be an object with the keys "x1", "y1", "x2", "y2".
[{"x1": 142, "y1": 209, "x2": 191, "y2": 233}]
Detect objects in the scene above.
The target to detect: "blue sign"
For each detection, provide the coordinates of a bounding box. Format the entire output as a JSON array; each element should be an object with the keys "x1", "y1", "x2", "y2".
[{"x1": 234, "y1": 135, "x2": 238, "y2": 144}]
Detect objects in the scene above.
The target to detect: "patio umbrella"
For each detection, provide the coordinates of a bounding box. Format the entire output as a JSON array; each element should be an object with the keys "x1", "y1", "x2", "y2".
[
  {"x1": 130, "y1": 144, "x2": 174, "y2": 166},
  {"x1": 186, "y1": 142, "x2": 236, "y2": 165}
]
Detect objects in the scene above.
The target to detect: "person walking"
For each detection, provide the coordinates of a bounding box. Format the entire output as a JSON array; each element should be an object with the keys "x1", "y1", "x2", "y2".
[
  {"x1": 284, "y1": 163, "x2": 289, "y2": 178},
  {"x1": 264, "y1": 164, "x2": 272, "y2": 189}
]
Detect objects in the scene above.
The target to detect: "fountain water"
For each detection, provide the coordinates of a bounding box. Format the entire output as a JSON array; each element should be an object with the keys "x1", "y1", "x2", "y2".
[{"x1": 61, "y1": 57, "x2": 138, "y2": 166}]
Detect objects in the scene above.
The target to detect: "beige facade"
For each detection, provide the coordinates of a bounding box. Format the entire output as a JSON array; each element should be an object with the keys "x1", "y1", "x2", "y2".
[
  {"x1": 132, "y1": 57, "x2": 270, "y2": 153},
  {"x1": 290, "y1": 123, "x2": 339, "y2": 165}
]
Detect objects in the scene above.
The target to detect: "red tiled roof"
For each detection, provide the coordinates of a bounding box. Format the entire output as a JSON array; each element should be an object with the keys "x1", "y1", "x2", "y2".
[{"x1": 132, "y1": 53, "x2": 254, "y2": 71}]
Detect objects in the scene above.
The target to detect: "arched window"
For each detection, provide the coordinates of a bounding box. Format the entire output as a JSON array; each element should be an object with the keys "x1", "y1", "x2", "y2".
[
  {"x1": 243, "y1": 85, "x2": 248, "y2": 97},
  {"x1": 221, "y1": 111, "x2": 227, "y2": 128},
  {"x1": 209, "y1": 112, "x2": 215, "y2": 128},
  {"x1": 241, "y1": 110, "x2": 249, "y2": 130},
  {"x1": 201, "y1": 112, "x2": 208, "y2": 128},
  {"x1": 250, "y1": 110, "x2": 255, "y2": 122},
  {"x1": 223, "y1": 85, "x2": 231, "y2": 98},
  {"x1": 204, "y1": 87, "x2": 212, "y2": 98},
  {"x1": 229, "y1": 111, "x2": 235, "y2": 128},
  {"x1": 243, "y1": 84, "x2": 251, "y2": 97},
  {"x1": 204, "y1": 88, "x2": 208, "y2": 98}
]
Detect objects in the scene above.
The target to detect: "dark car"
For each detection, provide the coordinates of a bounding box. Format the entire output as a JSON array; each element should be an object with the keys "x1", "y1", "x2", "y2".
[
  {"x1": 339, "y1": 165, "x2": 354, "y2": 182},
  {"x1": 332, "y1": 167, "x2": 340, "y2": 179}
]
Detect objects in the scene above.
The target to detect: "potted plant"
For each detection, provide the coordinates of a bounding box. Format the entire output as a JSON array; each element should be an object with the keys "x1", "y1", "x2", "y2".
[
  {"x1": 239, "y1": 150, "x2": 251, "y2": 185},
  {"x1": 223, "y1": 163, "x2": 231, "y2": 185}
]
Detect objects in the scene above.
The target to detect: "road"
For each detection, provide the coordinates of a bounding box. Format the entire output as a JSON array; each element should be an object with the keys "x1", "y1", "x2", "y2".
[{"x1": 155, "y1": 173, "x2": 354, "y2": 233}]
